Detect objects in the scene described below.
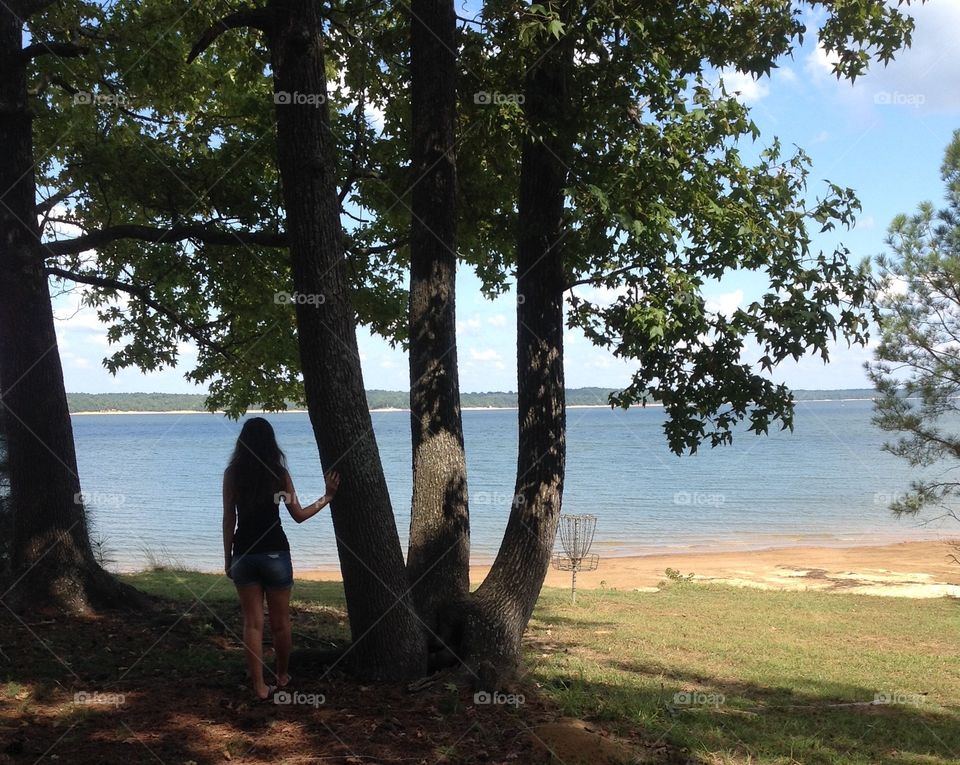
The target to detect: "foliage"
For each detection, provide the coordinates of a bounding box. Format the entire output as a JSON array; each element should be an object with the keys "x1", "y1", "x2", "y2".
[
  {"x1": 868, "y1": 129, "x2": 960, "y2": 521},
  {"x1": 660, "y1": 567, "x2": 695, "y2": 585},
  {"x1": 32, "y1": 1, "x2": 917, "y2": 447},
  {"x1": 453, "y1": 0, "x2": 914, "y2": 454},
  {"x1": 32, "y1": 0, "x2": 406, "y2": 417}
]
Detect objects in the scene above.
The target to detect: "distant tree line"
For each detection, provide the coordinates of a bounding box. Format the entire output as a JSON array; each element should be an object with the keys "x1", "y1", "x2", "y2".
[{"x1": 65, "y1": 388, "x2": 880, "y2": 414}]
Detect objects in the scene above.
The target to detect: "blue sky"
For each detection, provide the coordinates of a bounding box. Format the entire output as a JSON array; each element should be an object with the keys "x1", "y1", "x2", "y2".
[{"x1": 53, "y1": 0, "x2": 960, "y2": 395}]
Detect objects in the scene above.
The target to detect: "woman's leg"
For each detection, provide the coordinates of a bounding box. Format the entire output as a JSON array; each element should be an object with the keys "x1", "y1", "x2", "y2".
[
  {"x1": 236, "y1": 583, "x2": 270, "y2": 698},
  {"x1": 265, "y1": 586, "x2": 292, "y2": 687}
]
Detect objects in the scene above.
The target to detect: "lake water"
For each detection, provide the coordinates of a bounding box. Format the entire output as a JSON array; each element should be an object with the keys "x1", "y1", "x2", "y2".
[{"x1": 70, "y1": 400, "x2": 956, "y2": 572}]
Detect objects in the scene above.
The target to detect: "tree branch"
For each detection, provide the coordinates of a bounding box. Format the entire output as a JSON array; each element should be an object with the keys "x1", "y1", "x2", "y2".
[
  {"x1": 19, "y1": 41, "x2": 87, "y2": 62},
  {"x1": 36, "y1": 188, "x2": 75, "y2": 217},
  {"x1": 45, "y1": 266, "x2": 235, "y2": 360},
  {"x1": 41, "y1": 220, "x2": 405, "y2": 259},
  {"x1": 352, "y1": 238, "x2": 408, "y2": 257},
  {"x1": 568, "y1": 262, "x2": 642, "y2": 289},
  {"x1": 187, "y1": 8, "x2": 274, "y2": 64},
  {"x1": 42, "y1": 223, "x2": 287, "y2": 257}
]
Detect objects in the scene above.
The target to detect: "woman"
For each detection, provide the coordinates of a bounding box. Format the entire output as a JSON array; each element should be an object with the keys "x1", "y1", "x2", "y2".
[{"x1": 222, "y1": 417, "x2": 340, "y2": 700}]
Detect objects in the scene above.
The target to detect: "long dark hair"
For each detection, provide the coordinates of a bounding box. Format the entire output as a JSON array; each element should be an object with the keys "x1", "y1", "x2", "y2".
[{"x1": 226, "y1": 417, "x2": 287, "y2": 504}]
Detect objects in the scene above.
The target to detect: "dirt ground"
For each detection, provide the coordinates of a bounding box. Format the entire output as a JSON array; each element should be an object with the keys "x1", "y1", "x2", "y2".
[{"x1": 0, "y1": 596, "x2": 690, "y2": 765}]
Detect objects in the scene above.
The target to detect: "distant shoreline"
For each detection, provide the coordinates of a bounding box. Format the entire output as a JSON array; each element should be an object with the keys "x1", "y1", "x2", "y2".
[
  {"x1": 71, "y1": 404, "x2": 614, "y2": 415},
  {"x1": 65, "y1": 388, "x2": 882, "y2": 415},
  {"x1": 70, "y1": 399, "x2": 880, "y2": 416}
]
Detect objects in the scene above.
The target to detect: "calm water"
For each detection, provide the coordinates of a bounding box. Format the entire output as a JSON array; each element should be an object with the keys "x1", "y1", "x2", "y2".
[{"x1": 70, "y1": 400, "x2": 955, "y2": 572}]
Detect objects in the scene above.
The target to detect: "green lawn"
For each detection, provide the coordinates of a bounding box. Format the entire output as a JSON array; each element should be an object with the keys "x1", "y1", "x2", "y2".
[
  {"x1": 122, "y1": 571, "x2": 960, "y2": 765},
  {"x1": 528, "y1": 582, "x2": 960, "y2": 764}
]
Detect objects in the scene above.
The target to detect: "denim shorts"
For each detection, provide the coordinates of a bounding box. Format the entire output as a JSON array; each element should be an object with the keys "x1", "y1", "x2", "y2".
[{"x1": 230, "y1": 550, "x2": 293, "y2": 590}]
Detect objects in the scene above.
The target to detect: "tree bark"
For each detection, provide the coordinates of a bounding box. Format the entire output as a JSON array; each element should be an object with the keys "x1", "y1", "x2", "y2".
[
  {"x1": 0, "y1": 6, "x2": 147, "y2": 613},
  {"x1": 406, "y1": 0, "x2": 470, "y2": 640},
  {"x1": 0, "y1": 402, "x2": 10, "y2": 577},
  {"x1": 267, "y1": 0, "x2": 427, "y2": 681},
  {"x1": 462, "y1": 19, "x2": 573, "y2": 684}
]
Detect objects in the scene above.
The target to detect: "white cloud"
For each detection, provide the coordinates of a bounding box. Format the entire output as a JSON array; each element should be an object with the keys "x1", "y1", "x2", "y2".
[
  {"x1": 705, "y1": 289, "x2": 744, "y2": 317},
  {"x1": 568, "y1": 282, "x2": 629, "y2": 309},
  {"x1": 776, "y1": 66, "x2": 797, "y2": 83},
  {"x1": 456, "y1": 316, "x2": 482, "y2": 334},
  {"x1": 61, "y1": 350, "x2": 91, "y2": 369},
  {"x1": 806, "y1": 1, "x2": 960, "y2": 114},
  {"x1": 488, "y1": 313, "x2": 507, "y2": 327},
  {"x1": 469, "y1": 348, "x2": 502, "y2": 363},
  {"x1": 863, "y1": 0, "x2": 960, "y2": 113},
  {"x1": 805, "y1": 42, "x2": 841, "y2": 80},
  {"x1": 715, "y1": 68, "x2": 770, "y2": 104}
]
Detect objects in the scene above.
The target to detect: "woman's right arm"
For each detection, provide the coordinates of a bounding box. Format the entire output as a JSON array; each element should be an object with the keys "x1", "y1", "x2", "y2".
[
  {"x1": 282, "y1": 469, "x2": 340, "y2": 524},
  {"x1": 222, "y1": 471, "x2": 236, "y2": 577}
]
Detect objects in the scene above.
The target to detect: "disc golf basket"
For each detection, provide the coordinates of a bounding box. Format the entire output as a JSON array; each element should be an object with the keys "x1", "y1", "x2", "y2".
[{"x1": 552, "y1": 514, "x2": 599, "y2": 604}]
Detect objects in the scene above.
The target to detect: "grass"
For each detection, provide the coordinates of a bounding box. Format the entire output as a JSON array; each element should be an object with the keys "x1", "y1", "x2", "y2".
[
  {"x1": 528, "y1": 582, "x2": 960, "y2": 764},
  {"x1": 114, "y1": 570, "x2": 960, "y2": 764}
]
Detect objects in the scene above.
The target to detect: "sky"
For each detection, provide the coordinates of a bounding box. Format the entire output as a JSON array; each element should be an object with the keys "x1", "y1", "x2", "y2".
[{"x1": 52, "y1": 0, "x2": 960, "y2": 395}]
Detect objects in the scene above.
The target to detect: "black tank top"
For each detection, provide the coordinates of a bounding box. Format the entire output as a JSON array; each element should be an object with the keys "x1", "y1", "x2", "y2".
[{"x1": 232, "y1": 482, "x2": 290, "y2": 556}]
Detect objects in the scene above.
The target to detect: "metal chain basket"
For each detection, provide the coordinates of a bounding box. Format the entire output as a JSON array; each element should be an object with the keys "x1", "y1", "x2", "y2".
[{"x1": 551, "y1": 514, "x2": 599, "y2": 603}]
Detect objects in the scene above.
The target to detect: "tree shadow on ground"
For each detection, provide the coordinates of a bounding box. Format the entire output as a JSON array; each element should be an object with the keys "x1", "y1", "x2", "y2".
[
  {"x1": 2, "y1": 575, "x2": 664, "y2": 765},
  {"x1": 531, "y1": 651, "x2": 960, "y2": 764}
]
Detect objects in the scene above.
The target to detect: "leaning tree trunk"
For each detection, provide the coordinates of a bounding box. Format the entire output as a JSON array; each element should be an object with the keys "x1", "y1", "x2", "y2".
[
  {"x1": 268, "y1": 0, "x2": 427, "y2": 681},
  {"x1": 0, "y1": 5, "x2": 145, "y2": 612},
  {"x1": 406, "y1": 0, "x2": 470, "y2": 641},
  {"x1": 462, "y1": 21, "x2": 573, "y2": 685}
]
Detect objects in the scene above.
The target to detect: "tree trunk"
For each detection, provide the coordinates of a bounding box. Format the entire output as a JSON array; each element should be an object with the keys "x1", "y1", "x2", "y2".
[
  {"x1": 462, "y1": 22, "x2": 573, "y2": 685},
  {"x1": 0, "y1": 6, "x2": 147, "y2": 613},
  {"x1": 0, "y1": 399, "x2": 10, "y2": 577},
  {"x1": 268, "y1": 0, "x2": 427, "y2": 681},
  {"x1": 406, "y1": 0, "x2": 470, "y2": 640}
]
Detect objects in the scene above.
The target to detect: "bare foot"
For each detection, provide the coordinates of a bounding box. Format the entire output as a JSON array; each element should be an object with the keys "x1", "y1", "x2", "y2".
[
  {"x1": 277, "y1": 673, "x2": 291, "y2": 688},
  {"x1": 254, "y1": 683, "x2": 275, "y2": 701}
]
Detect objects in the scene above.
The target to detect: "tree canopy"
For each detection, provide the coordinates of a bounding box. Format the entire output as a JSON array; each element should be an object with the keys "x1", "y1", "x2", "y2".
[{"x1": 35, "y1": 1, "x2": 916, "y2": 449}]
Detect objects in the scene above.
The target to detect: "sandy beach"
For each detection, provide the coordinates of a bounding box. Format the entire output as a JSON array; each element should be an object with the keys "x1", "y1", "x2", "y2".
[{"x1": 298, "y1": 539, "x2": 960, "y2": 598}]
